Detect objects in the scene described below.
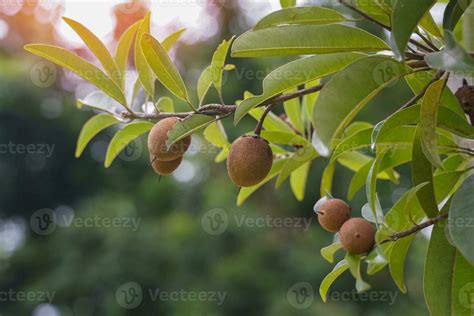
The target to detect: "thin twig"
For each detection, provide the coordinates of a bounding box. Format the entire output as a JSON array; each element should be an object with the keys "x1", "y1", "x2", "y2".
[
  {"x1": 380, "y1": 212, "x2": 449, "y2": 244},
  {"x1": 254, "y1": 104, "x2": 277, "y2": 135},
  {"x1": 401, "y1": 70, "x2": 445, "y2": 109}
]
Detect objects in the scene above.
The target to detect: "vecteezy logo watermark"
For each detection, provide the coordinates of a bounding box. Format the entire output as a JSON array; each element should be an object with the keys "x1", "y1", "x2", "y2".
[
  {"x1": 30, "y1": 208, "x2": 141, "y2": 236},
  {"x1": 287, "y1": 282, "x2": 314, "y2": 309},
  {"x1": 0, "y1": 289, "x2": 55, "y2": 303},
  {"x1": 30, "y1": 61, "x2": 57, "y2": 88},
  {"x1": 458, "y1": 282, "x2": 474, "y2": 309},
  {"x1": 201, "y1": 209, "x2": 312, "y2": 235},
  {"x1": 328, "y1": 289, "x2": 398, "y2": 305},
  {"x1": 115, "y1": 282, "x2": 227, "y2": 309},
  {"x1": 0, "y1": 142, "x2": 55, "y2": 157}
]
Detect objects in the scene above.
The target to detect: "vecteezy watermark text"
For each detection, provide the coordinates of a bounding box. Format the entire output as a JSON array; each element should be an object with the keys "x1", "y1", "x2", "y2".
[
  {"x1": 0, "y1": 142, "x2": 55, "y2": 158},
  {"x1": 0, "y1": 289, "x2": 55, "y2": 304}
]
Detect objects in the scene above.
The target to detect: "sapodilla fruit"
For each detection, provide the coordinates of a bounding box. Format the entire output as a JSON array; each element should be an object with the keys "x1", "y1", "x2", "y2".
[
  {"x1": 339, "y1": 218, "x2": 375, "y2": 254},
  {"x1": 227, "y1": 135, "x2": 273, "y2": 187},
  {"x1": 150, "y1": 155, "x2": 182, "y2": 176},
  {"x1": 148, "y1": 117, "x2": 191, "y2": 161},
  {"x1": 317, "y1": 198, "x2": 351, "y2": 232}
]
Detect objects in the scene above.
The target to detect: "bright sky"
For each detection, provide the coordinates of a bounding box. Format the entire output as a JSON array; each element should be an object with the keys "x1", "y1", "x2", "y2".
[{"x1": 58, "y1": 0, "x2": 281, "y2": 46}]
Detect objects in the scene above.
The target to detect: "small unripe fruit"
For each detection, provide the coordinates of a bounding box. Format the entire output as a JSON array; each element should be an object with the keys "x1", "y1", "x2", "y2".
[
  {"x1": 339, "y1": 218, "x2": 375, "y2": 254},
  {"x1": 150, "y1": 155, "x2": 182, "y2": 176},
  {"x1": 227, "y1": 135, "x2": 273, "y2": 187},
  {"x1": 317, "y1": 198, "x2": 351, "y2": 232},
  {"x1": 148, "y1": 117, "x2": 191, "y2": 161}
]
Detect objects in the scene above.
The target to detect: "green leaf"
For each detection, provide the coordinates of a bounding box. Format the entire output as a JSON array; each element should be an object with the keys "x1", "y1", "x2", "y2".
[
  {"x1": 420, "y1": 12, "x2": 444, "y2": 39},
  {"x1": 279, "y1": 0, "x2": 296, "y2": 8},
  {"x1": 321, "y1": 242, "x2": 342, "y2": 264},
  {"x1": 391, "y1": 0, "x2": 435, "y2": 58},
  {"x1": 24, "y1": 44, "x2": 126, "y2": 106},
  {"x1": 366, "y1": 151, "x2": 387, "y2": 223},
  {"x1": 76, "y1": 90, "x2": 125, "y2": 115},
  {"x1": 235, "y1": 53, "x2": 365, "y2": 124},
  {"x1": 161, "y1": 28, "x2": 186, "y2": 52},
  {"x1": 302, "y1": 79, "x2": 321, "y2": 119},
  {"x1": 237, "y1": 158, "x2": 288, "y2": 206},
  {"x1": 259, "y1": 131, "x2": 309, "y2": 146},
  {"x1": 254, "y1": 7, "x2": 348, "y2": 29},
  {"x1": 134, "y1": 13, "x2": 155, "y2": 98},
  {"x1": 425, "y1": 221, "x2": 474, "y2": 316},
  {"x1": 166, "y1": 114, "x2": 215, "y2": 147},
  {"x1": 156, "y1": 96, "x2": 174, "y2": 112},
  {"x1": 389, "y1": 235, "x2": 415, "y2": 293},
  {"x1": 197, "y1": 65, "x2": 212, "y2": 106},
  {"x1": 141, "y1": 33, "x2": 190, "y2": 103},
  {"x1": 320, "y1": 160, "x2": 336, "y2": 196},
  {"x1": 366, "y1": 245, "x2": 392, "y2": 275},
  {"x1": 449, "y1": 174, "x2": 474, "y2": 265},
  {"x1": 319, "y1": 260, "x2": 350, "y2": 302},
  {"x1": 345, "y1": 254, "x2": 371, "y2": 293},
  {"x1": 313, "y1": 56, "x2": 411, "y2": 151},
  {"x1": 412, "y1": 125, "x2": 438, "y2": 218},
  {"x1": 211, "y1": 37, "x2": 235, "y2": 98},
  {"x1": 115, "y1": 20, "x2": 140, "y2": 87},
  {"x1": 444, "y1": 0, "x2": 473, "y2": 31},
  {"x1": 204, "y1": 121, "x2": 229, "y2": 148},
  {"x1": 290, "y1": 161, "x2": 311, "y2": 201},
  {"x1": 104, "y1": 121, "x2": 153, "y2": 168},
  {"x1": 420, "y1": 79, "x2": 446, "y2": 168},
  {"x1": 231, "y1": 24, "x2": 389, "y2": 57},
  {"x1": 75, "y1": 114, "x2": 120, "y2": 158},
  {"x1": 283, "y1": 90, "x2": 304, "y2": 133},
  {"x1": 63, "y1": 17, "x2": 121, "y2": 86},
  {"x1": 276, "y1": 146, "x2": 318, "y2": 187},
  {"x1": 249, "y1": 108, "x2": 295, "y2": 134}
]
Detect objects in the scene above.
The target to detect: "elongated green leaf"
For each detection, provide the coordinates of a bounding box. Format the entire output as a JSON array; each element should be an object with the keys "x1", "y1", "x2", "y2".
[
  {"x1": 313, "y1": 56, "x2": 410, "y2": 151},
  {"x1": 321, "y1": 242, "x2": 342, "y2": 264},
  {"x1": 366, "y1": 151, "x2": 386, "y2": 222},
  {"x1": 141, "y1": 33, "x2": 189, "y2": 103},
  {"x1": 276, "y1": 146, "x2": 318, "y2": 187},
  {"x1": 319, "y1": 260, "x2": 350, "y2": 302},
  {"x1": 345, "y1": 254, "x2": 371, "y2": 293},
  {"x1": 104, "y1": 121, "x2": 153, "y2": 168},
  {"x1": 420, "y1": 79, "x2": 446, "y2": 168},
  {"x1": 249, "y1": 108, "x2": 294, "y2": 134},
  {"x1": 197, "y1": 65, "x2": 212, "y2": 106},
  {"x1": 254, "y1": 7, "x2": 348, "y2": 29},
  {"x1": 425, "y1": 31, "x2": 474, "y2": 76},
  {"x1": 389, "y1": 235, "x2": 415, "y2": 293},
  {"x1": 156, "y1": 96, "x2": 174, "y2": 112},
  {"x1": 391, "y1": 0, "x2": 435, "y2": 58},
  {"x1": 134, "y1": 13, "x2": 154, "y2": 98},
  {"x1": 444, "y1": 0, "x2": 473, "y2": 31},
  {"x1": 260, "y1": 131, "x2": 309, "y2": 146},
  {"x1": 290, "y1": 161, "x2": 311, "y2": 201},
  {"x1": 425, "y1": 222, "x2": 474, "y2": 316},
  {"x1": 412, "y1": 125, "x2": 438, "y2": 218},
  {"x1": 366, "y1": 245, "x2": 392, "y2": 275},
  {"x1": 75, "y1": 114, "x2": 120, "y2": 158},
  {"x1": 115, "y1": 20, "x2": 140, "y2": 86},
  {"x1": 237, "y1": 158, "x2": 288, "y2": 206},
  {"x1": 204, "y1": 121, "x2": 229, "y2": 148},
  {"x1": 279, "y1": 0, "x2": 296, "y2": 8},
  {"x1": 320, "y1": 160, "x2": 336, "y2": 196},
  {"x1": 235, "y1": 53, "x2": 365, "y2": 124},
  {"x1": 24, "y1": 44, "x2": 126, "y2": 105},
  {"x1": 63, "y1": 17, "x2": 121, "y2": 85},
  {"x1": 76, "y1": 90, "x2": 125, "y2": 115},
  {"x1": 420, "y1": 12, "x2": 443, "y2": 39},
  {"x1": 166, "y1": 114, "x2": 215, "y2": 147},
  {"x1": 211, "y1": 37, "x2": 234, "y2": 98},
  {"x1": 283, "y1": 90, "x2": 304, "y2": 133},
  {"x1": 449, "y1": 174, "x2": 474, "y2": 265},
  {"x1": 231, "y1": 24, "x2": 389, "y2": 57},
  {"x1": 161, "y1": 28, "x2": 186, "y2": 52}
]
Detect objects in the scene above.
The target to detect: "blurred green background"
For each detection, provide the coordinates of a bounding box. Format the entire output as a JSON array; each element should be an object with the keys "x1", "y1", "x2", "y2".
[{"x1": 0, "y1": 1, "x2": 430, "y2": 315}]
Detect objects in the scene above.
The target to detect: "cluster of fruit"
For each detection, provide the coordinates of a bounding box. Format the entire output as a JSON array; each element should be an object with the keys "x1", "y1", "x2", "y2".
[
  {"x1": 147, "y1": 117, "x2": 273, "y2": 188},
  {"x1": 317, "y1": 199, "x2": 375, "y2": 254}
]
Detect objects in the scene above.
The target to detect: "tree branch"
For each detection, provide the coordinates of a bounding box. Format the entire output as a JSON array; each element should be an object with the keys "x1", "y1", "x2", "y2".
[{"x1": 380, "y1": 212, "x2": 449, "y2": 244}]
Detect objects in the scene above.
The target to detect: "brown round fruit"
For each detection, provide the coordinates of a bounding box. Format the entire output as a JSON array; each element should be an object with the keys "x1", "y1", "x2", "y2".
[
  {"x1": 150, "y1": 155, "x2": 182, "y2": 176},
  {"x1": 227, "y1": 135, "x2": 273, "y2": 187},
  {"x1": 147, "y1": 117, "x2": 191, "y2": 161},
  {"x1": 339, "y1": 218, "x2": 375, "y2": 254},
  {"x1": 317, "y1": 198, "x2": 351, "y2": 232}
]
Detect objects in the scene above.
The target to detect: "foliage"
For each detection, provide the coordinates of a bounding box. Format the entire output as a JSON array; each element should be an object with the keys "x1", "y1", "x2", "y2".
[{"x1": 24, "y1": 1, "x2": 474, "y2": 314}]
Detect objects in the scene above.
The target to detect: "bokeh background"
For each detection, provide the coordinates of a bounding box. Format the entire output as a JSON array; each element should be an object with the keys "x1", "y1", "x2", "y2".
[{"x1": 0, "y1": 0, "x2": 437, "y2": 315}]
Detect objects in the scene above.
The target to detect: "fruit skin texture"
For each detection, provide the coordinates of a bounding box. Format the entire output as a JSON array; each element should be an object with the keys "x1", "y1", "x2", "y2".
[
  {"x1": 227, "y1": 135, "x2": 273, "y2": 187},
  {"x1": 317, "y1": 198, "x2": 351, "y2": 232},
  {"x1": 147, "y1": 117, "x2": 191, "y2": 161},
  {"x1": 339, "y1": 218, "x2": 375, "y2": 254},
  {"x1": 150, "y1": 155, "x2": 182, "y2": 176}
]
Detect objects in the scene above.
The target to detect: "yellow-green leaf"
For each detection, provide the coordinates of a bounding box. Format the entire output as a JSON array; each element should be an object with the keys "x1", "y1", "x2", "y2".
[
  {"x1": 162, "y1": 28, "x2": 186, "y2": 52},
  {"x1": 115, "y1": 20, "x2": 141, "y2": 86},
  {"x1": 75, "y1": 114, "x2": 120, "y2": 158},
  {"x1": 211, "y1": 37, "x2": 235, "y2": 97},
  {"x1": 254, "y1": 7, "x2": 348, "y2": 29},
  {"x1": 134, "y1": 13, "x2": 155, "y2": 98}
]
